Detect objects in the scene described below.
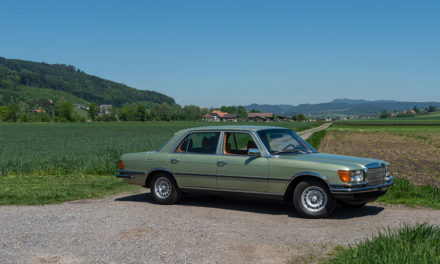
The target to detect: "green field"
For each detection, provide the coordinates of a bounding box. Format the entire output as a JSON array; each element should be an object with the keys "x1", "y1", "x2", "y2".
[{"x1": 0, "y1": 121, "x2": 321, "y2": 204}]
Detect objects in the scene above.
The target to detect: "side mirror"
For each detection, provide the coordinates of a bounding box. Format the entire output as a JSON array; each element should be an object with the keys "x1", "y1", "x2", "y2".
[{"x1": 248, "y1": 148, "x2": 261, "y2": 157}]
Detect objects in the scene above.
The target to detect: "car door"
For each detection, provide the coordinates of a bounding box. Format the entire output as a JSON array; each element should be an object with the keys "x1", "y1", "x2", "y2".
[
  {"x1": 168, "y1": 131, "x2": 220, "y2": 189},
  {"x1": 216, "y1": 131, "x2": 269, "y2": 192}
]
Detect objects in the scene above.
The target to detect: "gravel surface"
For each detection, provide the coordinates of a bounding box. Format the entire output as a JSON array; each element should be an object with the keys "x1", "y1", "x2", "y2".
[
  {"x1": 1, "y1": 190, "x2": 440, "y2": 264},
  {"x1": 297, "y1": 123, "x2": 333, "y2": 140}
]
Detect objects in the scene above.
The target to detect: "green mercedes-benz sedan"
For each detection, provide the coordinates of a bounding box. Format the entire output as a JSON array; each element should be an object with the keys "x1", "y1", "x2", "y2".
[{"x1": 117, "y1": 126, "x2": 393, "y2": 218}]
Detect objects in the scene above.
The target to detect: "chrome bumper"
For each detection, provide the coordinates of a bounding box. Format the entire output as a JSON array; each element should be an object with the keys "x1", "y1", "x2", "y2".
[
  {"x1": 329, "y1": 176, "x2": 394, "y2": 194},
  {"x1": 116, "y1": 169, "x2": 135, "y2": 179}
]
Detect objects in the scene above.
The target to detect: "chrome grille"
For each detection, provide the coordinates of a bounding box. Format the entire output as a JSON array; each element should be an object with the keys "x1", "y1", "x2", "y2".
[{"x1": 367, "y1": 165, "x2": 386, "y2": 186}]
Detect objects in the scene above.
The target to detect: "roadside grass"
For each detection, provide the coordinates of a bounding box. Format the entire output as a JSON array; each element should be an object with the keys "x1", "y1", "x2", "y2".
[
  {"x1": 327, "y1": 223, "x2": 440, "y2": 264},
  {"x1": 305, "y1": 130, "x2": 327, "y2": 149},
  {"x1": 0, "y1": 174, "x2": 141, "y2": 205},
  {"x1": 378, "y1": 178, "x2": 440, "y2": 209}
]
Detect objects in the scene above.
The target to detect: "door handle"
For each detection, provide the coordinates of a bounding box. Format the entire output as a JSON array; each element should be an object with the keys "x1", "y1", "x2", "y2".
[
  {"x1": 170, "y1": 158, "x2": 180, "y2": 164},
  {"x1": 217, "y1": 161, "x2": 227, "y2": 166}
]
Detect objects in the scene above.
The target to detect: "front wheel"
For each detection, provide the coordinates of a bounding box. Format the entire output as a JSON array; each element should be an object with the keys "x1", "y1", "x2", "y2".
[
  {"x1": 151, "y1": 173, "x2": 181, "y2": 205},
  {"x1": 293, "y1": 179, "x2": 335, "y2": 218}
]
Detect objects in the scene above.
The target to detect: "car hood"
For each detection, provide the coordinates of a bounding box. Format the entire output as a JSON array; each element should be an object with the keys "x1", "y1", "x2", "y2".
[{"x1": 276, "y1": 153, "x2": 386, "y2": 168}]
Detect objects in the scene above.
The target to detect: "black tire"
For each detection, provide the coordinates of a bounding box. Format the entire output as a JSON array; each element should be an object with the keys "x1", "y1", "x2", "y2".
[
  {"x1": 340, "y1": 200, "x2": 368, "y2": 208},
  {"x1": 150, "y1": 173, "x2": 181, "y2": 205},
  {"x1": 293, "y1": 179, "x2": 336, "y2": 218}
]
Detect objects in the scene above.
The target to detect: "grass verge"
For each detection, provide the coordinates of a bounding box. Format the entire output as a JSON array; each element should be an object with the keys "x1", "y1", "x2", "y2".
[
  {"x1": 0, "y1": 174, "x2": 141, "y2": 205},
  {"x1": 327, "y1": 223, "x2": 440, "y2": 264},
  {"x1": 378, "y1": 178, "x2": 440, "y2": 209},
  {"x1": 306, "y1": 130, "x2": 327, "y2": 149}
]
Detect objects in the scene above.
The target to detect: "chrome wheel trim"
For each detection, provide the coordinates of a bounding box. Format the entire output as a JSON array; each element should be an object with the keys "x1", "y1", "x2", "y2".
[
  {"x1": 301, "y1": 186, "x2": 327, "y2": 213},
  {"x1": 154, "y1": 177, "x2": 172, "y2": 199}
]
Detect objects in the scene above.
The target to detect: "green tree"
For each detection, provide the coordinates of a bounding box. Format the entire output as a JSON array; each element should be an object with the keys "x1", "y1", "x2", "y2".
[
  {"x1": 413, "y1": 106, "x2": 420, "y2": 114},
  {"x1": 297, "y1": 113, "x2": 306, "y2": 121},
  {"x1": 380, "y1": 110, "x2": 391, "y2": 119},
  {"x1": 151, "y1": 103, "x2": 173, "y2": 121},
  {"x1": 135, "y1": 104, "x2": 146, "y2": 121},
  {"x1": 88, "y1": 103, "x2": 98, "y2": 121},
  {"x1": 56, "y1": 101, "x2": 75, "y2": 122},
  {"x1": 0, "y1": 105, "x2": 9, "y2": 121}
]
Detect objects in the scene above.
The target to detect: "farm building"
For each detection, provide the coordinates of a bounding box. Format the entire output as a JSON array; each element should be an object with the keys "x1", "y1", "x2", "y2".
[
  {"x1": 247, "y1": 112, "x2": 274, "y2": 122},
  {"x1": 202, "y1": 110, "x2": 237, "y2": 122}
]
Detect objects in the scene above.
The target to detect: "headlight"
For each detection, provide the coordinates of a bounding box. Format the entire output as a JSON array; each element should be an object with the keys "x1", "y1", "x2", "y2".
[{"x1": 338, "y1": 169, "x2": 365, "y2": 183}]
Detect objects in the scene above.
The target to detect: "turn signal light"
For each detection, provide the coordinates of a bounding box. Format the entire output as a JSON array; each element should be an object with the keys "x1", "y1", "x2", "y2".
[
  {"x1": 118, "y1": 160, "x2": 124, "y2": 170},
  {"x1": 338, "y1": 170, "x2": 351, "y2": 183}
]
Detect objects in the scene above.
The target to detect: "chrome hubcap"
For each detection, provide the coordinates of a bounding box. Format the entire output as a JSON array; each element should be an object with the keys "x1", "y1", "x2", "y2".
[
  {"x1": 154, "y1": 177, "x2": 172, "y2": 199},
  {"x1": 301, "y1": 186, "x2": 327, "y2": 212}
]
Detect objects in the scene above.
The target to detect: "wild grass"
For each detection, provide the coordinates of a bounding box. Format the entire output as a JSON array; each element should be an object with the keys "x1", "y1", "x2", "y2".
[
  {"x1": 327, "y1": 223, "x2": 440, "y2": 264},
  {"x1": 305, "y1": 130, "x2": 327, "y2": 149},
  {"x1": 378, "y1": 178, "x2": 440, "y2": 209}
]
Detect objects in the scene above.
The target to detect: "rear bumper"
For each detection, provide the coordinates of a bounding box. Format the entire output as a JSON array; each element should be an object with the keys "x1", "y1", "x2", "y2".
[
  {"x1": 116, "y1": 169, "x2": 135, "y2": 179},
  {"x1": 329, "y1": 176, "x2": 393, "y2": 201}
]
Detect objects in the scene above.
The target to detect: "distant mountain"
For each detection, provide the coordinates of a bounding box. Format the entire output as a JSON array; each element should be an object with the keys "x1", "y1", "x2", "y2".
[
  {"x1": 246, "y1": 98, "x2": 440, "y2": 117},
  {"x1": 0, "y1": 57, "x2": 174, "y2": 107}
]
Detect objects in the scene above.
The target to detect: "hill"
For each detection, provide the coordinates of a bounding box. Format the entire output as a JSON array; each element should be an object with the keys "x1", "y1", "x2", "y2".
[
  {"x1": 246, "y1": 99, "x2": 440, "y2": 117},
  {"x1": 0, "y1": 57, "x2": 174, "y2": 107}
]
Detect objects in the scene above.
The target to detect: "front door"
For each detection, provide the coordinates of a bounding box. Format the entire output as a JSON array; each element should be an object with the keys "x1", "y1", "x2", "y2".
[
  {"x1": 168, "y1": 132, "x2": 220, "y2": 189},
  {"x1": 216, "y1": 132, "x2": 269, "y2": 192}
]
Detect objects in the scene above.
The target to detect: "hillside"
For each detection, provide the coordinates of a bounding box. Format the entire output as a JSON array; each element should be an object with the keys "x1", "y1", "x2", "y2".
[
  {"x1": 246, "y1": 99, "x2": 440, "y2": 116},
  {"x1": 0, "y1": 57, "x2": 174, "y2": 107}
]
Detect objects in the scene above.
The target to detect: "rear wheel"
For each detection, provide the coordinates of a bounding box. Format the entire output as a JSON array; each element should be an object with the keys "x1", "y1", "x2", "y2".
[
  {"x1": 151, "y1": 173, "x2": 181, "y2": 204},
  {"x1": 293, "y1": 179, "x2": 335, "y2": 218}
]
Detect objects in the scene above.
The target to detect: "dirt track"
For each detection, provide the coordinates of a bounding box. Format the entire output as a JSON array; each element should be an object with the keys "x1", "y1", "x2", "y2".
[
  {"x1": 298, "y1": 122, "x2": 333, "y2": 140},
  {"x1": 1, "y1": 190, "x2": 439, "y2": 264}
]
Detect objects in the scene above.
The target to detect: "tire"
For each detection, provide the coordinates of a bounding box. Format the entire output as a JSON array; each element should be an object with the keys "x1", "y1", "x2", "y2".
[
  {"x1": 150, "y1": 173, "x2": 181, "y2": 205},
  {"x1": 340, "y1": 200, "x2": 367, "y2": 208},
  {"x1": 293, "y1": 179, "x2": 336, "y2": 218}
]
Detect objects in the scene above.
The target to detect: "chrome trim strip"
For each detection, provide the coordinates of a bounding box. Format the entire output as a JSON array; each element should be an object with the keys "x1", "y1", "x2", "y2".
[
  {"x1": 180, "y1": 186, "x2": 283, "y2": 197},
  {"x1": 329, "y1": 176, "x2": 393, "y2": 194},
  {"x1": 117, "y1": 169, "x2": 145, "y2": 175},
  {"x1": 174, "y1": 172, "x2": 289, "y2": 181}
]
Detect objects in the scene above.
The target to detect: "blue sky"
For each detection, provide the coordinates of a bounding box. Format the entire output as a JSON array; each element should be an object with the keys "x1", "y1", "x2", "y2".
[{"x1": 1, "y1": 0, "x2": 439, "y2": 107}]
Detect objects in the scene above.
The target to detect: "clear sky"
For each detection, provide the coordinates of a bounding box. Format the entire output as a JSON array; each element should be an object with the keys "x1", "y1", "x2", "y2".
[{"x1": 1, "y1": 0, "x2": 439, "y2": 107}]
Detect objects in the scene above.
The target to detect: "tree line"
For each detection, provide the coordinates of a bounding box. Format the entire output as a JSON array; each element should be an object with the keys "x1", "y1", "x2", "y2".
[{"x1": 0, "y1": 100, "x2": 250, "y2": 122}]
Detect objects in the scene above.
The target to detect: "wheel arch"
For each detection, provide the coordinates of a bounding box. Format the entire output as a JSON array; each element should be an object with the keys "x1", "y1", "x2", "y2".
[
  {"x1": 283, "y1": 172, "x2": 329, "y2": 201},
  {"x1": 145, "y1": 167, "x2": 179, "y2": 188}
]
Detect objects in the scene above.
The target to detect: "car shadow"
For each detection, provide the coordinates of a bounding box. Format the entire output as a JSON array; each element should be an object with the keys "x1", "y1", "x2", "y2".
[{"x1": 115, "y1": 192, "x2": 384, "y2": 219}]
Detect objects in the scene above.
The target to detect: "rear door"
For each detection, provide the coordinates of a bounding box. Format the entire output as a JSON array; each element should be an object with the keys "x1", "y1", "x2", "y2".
[{"x1": 168, "y1": 131, "x2": 220, "y2": 189}]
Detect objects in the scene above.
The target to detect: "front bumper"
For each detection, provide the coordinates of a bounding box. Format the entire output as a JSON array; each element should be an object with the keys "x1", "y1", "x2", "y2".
[{"x1": 329, "y1": 176, "x2": 393, "y2": 202}]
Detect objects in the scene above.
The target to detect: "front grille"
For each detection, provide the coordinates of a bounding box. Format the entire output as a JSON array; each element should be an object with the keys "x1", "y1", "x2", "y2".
[{"x1": 367, "y1": 166, "x2": 386, "y2": 186}]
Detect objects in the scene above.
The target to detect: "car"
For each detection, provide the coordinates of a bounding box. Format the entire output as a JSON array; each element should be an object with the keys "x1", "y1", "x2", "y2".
[{"x1": 117, "y1": 126, "x2": 393, "y2": 218}]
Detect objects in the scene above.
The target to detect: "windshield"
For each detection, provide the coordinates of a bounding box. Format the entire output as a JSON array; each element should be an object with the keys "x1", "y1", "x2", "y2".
[{"x1": 257, "y1": 129, "x2": 317, "y2": 155}]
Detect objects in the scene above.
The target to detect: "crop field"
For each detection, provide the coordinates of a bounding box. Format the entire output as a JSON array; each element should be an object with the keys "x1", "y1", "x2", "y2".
[
  {"x1": 321, "y1": 125, "x2": 440, "y2": 187},
  {"x1": 0, "y1": 121, "x2": 321, "y2": 204},
  {"x1": 0, "y1": 121, "x2": 320, "y2": 176}
]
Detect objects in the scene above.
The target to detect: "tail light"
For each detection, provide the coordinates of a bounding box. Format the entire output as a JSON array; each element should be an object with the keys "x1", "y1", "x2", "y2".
[{"x1": 118, "y1": 160, "x2": 124, "y2": 170}]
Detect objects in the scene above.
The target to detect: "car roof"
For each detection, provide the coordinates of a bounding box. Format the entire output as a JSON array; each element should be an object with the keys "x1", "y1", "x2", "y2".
[{"x1": 177, "y1": 125, "x2": 289, "y2": 134}]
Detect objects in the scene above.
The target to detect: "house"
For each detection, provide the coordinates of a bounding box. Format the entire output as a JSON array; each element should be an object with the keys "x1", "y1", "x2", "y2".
[
  {"x1": 99, "y1": 104, "x2": 112, "y2": 115},
  {"x1": 74, "y1": 104, "x2": 88, "y2": 110},
  {"x1": 202, "y1": 110, "x2": 237, "y2": 122},
  {"x1": 247, "y1": 112, "x2": 274, "y2": 122}
]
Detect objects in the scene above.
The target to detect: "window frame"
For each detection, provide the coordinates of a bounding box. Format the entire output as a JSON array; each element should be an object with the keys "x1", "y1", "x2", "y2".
[
  {"x1": 221, "y1": 131, "x2": 261, "y2": 156},
  {"x1": 173, "y1": 131, "x2": 221, "y2": 155}
]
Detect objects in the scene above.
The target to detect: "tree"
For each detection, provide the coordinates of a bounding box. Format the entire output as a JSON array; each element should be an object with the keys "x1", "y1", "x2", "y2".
[
  {"x1": 56, "y1": 101, "x2": 75, "y2": 122},
  {"x1": 88, "y1": 103, "x2": 98, "y2": 121},
  {"x1": 297, "y1": 113, "x2": 306, "y2": 121},
  {"x1": 151, "y1": 103, "x2": 173, "y2": 121},
  {"x1": 135, "y1": 104, "x2": 146, "y2": 121},
  {"x1": 380, "y1": 110, "x2": 391, "y2": 119},
  {"x1": 0, "y1": 105, "x2": 9, "y2": 121},
  {"x1": 249, "y1": 109, "x2": 260, "y2": 113},
  {"x1": 413, "y1": 106, "x2": 420, "y2": 114}
]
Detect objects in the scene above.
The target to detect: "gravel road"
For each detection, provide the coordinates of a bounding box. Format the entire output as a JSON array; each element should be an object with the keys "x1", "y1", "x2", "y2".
[
  {"x1": 1, "y1": 190, "x2": 440, "y2": 264},
  {"x1": 297, "y1": 122, "x2": 333, "y2": 140}
]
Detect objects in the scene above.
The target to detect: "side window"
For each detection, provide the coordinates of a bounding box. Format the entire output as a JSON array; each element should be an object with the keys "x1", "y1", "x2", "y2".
[
  {"x1": 174, "y1": 132, "x2": 220, "y2": 154},
  {"x1": 224, "y1": 132, "x2": 257, "y2": 155}
]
